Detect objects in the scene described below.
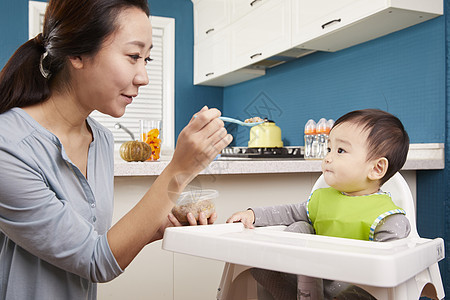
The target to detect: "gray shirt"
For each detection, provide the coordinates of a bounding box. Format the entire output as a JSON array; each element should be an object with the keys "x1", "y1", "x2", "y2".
[{"x1": 0, "y1": 108, "x2": 123, "y2": 299}]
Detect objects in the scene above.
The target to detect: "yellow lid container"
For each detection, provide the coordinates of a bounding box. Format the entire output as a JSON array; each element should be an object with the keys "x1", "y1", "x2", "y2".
[{"x1": 248, "y1": 121, "x2": 283, "y2": 148}]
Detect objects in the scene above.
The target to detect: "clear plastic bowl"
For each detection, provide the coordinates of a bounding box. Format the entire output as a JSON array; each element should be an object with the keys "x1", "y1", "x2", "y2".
[{"x1": 172, "y1": 189, "x2": 218, "y2": 224}]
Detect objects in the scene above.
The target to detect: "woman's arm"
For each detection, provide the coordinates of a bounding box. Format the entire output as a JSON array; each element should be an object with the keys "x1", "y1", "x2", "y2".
[{"x1": 107, "y1": 107, "x2": 232, "y2": 269}]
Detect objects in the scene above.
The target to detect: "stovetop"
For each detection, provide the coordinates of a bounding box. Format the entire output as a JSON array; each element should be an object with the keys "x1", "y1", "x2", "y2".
[{"x1": 220, "y1": 147, "x2": 304, "y2": 159}]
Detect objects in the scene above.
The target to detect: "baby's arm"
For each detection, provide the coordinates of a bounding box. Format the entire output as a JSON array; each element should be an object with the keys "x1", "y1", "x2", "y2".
[
  {"x1": 374, "y1": 214, "x2": 411, "y2": 242},
  {"x1": 227, "y1": 202, "x2": 308, "y2": 229},
  {"x1": 252, "y1": 202, "x2": 308, "y2": 227}
]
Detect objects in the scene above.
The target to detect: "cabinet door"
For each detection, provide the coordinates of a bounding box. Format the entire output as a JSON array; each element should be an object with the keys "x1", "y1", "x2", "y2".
[
  {"x1": 230, "y1": 0, "x2": 267, "y2": 22},
  {"x1": 292, "y1": 0, "x2": 385, "y2": 50},
  {"x1": 194, "y1": 0, "x2": 230, "y2": 43},
  {"x1": 230, "y1": 0, "x2": 291, "y2": 71},
  {"x1": 194, "y1": 29, "x2": 230, "y2": 84}
]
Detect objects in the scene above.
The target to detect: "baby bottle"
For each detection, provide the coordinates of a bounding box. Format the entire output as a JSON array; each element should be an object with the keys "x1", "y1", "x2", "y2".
[
  {"x1": 316, "y1": 118, "x2": 328, "y2": 159},
  {"x1": 327, "y1": 119, "x2": 335, "y2": 131},
  {"x1": 304, "y1": 119, "x2": 316, "y2": 160}
]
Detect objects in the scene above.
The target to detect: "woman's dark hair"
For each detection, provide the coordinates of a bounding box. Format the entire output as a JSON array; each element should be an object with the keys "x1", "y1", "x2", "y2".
[
  {"x1": 332, "y1": 109, "x2": 410, "y2": 185},
  {"x1": 0, "y1": 0, "x2": 150, "y2": 114}
]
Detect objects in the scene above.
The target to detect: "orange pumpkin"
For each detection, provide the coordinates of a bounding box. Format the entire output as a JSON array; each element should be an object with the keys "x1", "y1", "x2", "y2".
[{"x1": 119, "y1": 140, "x2": 152, "y2": 162}]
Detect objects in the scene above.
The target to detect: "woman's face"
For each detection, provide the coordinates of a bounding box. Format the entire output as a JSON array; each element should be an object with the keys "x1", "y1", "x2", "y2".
[{"x1": 70, "y1": 7, "x2": 152, "y2": 118}]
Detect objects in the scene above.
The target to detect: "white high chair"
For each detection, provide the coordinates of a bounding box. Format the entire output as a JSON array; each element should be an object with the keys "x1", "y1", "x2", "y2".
[{"x1": 162, "y1": 173, "x2": 445, "y2": 300}]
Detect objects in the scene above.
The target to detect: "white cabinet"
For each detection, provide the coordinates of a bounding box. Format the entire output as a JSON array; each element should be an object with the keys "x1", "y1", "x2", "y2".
[
  {"x1": 194, "y1": 28, "x2": 265, "y2": 87},
  {"x1": 191, "y1": 0, "x2": 443, "y2": 87},
  {"x1": 291, "y1": 0, "x2": 359, "y2": 47},
  {"x1": 230, "y1": 0, "x2": 291, "y2": 71},
  {"x1": 194, "y1": 29, "x2": 230, "y2": 85},
  {"x1": 293, "y1": 0, "x2": 443, "y2": 52},
  {"x1": 230, "y1": 0, "x2": 267, "y2": 22},
  {"x1": 193, "y1": 0, "x2": 230, "y2": 43}
]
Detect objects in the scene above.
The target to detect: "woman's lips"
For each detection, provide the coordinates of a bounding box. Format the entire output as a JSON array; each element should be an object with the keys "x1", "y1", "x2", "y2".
[{"x1": 122, "y1": 94, "x2": 133, "y2": 104}]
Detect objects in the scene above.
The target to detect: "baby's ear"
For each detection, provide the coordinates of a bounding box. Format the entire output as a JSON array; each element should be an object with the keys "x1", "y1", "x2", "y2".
[{"x1": 368, "y1": 157, "x2": 388, "y2": 181}]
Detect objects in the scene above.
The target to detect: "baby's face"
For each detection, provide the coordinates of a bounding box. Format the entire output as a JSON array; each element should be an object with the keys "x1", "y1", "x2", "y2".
[{"x1": 321, "y1": 122, "x2": 378, "y2": 196}]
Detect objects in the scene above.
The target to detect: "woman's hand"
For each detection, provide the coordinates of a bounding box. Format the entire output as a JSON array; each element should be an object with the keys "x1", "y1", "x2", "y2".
[
  {"x1": 168, "y1": 106, "x2": 233, "y2": 187},
  {"x1": 149, "y1": 211, "x2": 218, "y2": 243},
  {"x1": 226, "y1": 210, "x2": 255, "y2": 229},
  {"x1": 168, "y1": 211, "x2": 218, "y2": 226}
]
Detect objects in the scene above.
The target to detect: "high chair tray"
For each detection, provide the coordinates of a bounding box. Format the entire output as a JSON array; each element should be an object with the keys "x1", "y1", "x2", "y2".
[{"x1": 162, "y1": 223, "x2": 444, "y2": 287}]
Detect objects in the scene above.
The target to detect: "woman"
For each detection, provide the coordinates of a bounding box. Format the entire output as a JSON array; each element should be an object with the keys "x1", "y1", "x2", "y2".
[{"x1": 0, "y1": 0, "x2": 232, "y2": 299}]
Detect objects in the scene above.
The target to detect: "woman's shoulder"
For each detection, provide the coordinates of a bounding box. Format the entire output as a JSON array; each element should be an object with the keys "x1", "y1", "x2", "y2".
[{"x1": 0, "y1": 108, "x2": 37, "y2": 143}]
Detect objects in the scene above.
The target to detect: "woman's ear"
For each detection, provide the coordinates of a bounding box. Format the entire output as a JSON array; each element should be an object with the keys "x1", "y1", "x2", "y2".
[
  {"x1": 368, "y1": 157, "x2": 388, "y2": 181},
  {"x1": 68, "y1": 56, "x2": 84, "y2": 69}
]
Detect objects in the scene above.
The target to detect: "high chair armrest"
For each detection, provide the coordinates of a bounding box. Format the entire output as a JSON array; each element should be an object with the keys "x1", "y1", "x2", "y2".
[{"x1": 162, "y1": 223, "x2": 444, "y2": 287}]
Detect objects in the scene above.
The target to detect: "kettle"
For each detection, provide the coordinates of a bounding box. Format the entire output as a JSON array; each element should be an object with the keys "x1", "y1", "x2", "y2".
[{"x1": 248, "y1": 119, "x2": 283, "y2": 148}]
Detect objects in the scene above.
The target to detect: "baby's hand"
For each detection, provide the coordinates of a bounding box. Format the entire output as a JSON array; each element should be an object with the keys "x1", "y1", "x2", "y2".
[{"x1": 226, "y1": 210, "x2": 255, "y2": 229}]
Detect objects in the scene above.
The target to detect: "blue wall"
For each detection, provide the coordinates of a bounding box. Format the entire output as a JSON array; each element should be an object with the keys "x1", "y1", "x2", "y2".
[
  {"x1": 415, "y1": 1, "x2": 450, "y2": 296},
  {"x1": 0, "y1": 1, "x2": 31, "y2": 68},
  {"x1": 1, "y1": 0, "x2": 449, "y2": 295},
  {"x1": 223, "y1": 17, "x2": 446, "y2": 147}
]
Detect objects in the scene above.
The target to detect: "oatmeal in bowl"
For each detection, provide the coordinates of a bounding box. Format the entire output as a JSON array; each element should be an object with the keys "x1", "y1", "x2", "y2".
[{"x1": 172, "y1": 189, "x2": 218, "y2": 224}]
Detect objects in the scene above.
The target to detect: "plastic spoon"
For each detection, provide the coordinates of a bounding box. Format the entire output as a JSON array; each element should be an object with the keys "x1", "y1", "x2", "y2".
[{"x1": 219, "y1": 116, "x2": 264, "y2": 127}]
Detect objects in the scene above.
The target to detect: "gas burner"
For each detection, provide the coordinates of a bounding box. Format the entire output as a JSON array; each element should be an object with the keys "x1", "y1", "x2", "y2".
[
  {"x1": 242, "y1": 147, "x2": 288, "y2": 155},
  {"x1": 221, "y1": 147, "x2": 303, "y2": 159}
]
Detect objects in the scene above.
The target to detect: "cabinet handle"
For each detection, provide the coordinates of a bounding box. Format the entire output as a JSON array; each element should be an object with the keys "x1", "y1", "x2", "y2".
[
  {"x1": 321, "y1": 18, "x2": 341, "y2": 29},
  {"x1": 250, "y1": 0, "x2": 261, "y2": 7},
  {"x1": 250, "y1": 53, "x2": 262, "y2": 59},
  {"x1": 205, "y1": 28, "x2": 215, "y2": 34},
  {"x1": 205, "y1": 72, "x2": 214, "y2": 77}
]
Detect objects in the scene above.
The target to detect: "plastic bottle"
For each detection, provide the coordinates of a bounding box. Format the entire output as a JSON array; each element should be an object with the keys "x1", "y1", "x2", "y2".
[
  {"x1": 316, "y1": 118, "x2": 328, "y2": 159},
  {"x1": 304, "y1": 119, "x2": 317, "y2": 159},
  {"x1": 327, "y1": 119, "x2": 335, "y2": 131},
  {"x1": 322, "y1": 119, "x2": 335, "y2": 159}
]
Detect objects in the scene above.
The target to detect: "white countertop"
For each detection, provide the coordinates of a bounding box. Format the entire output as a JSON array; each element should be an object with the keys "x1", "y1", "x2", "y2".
[{"x1": 114, "y1": 143, "x2": 445, "y2": 177}]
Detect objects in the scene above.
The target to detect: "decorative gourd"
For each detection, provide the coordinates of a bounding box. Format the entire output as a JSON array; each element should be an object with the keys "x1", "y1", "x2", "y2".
[{"x1": 119, "y1": 140, "x2": 152, "y2": 162}]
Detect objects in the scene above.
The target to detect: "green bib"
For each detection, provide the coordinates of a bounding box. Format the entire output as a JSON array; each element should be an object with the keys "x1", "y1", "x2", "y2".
[{"x1": 307, "y1": 187, "x2": 405, "y2": 241}]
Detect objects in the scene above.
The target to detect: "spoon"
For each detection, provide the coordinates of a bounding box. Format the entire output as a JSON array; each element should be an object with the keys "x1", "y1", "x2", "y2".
[{"x1": 219, "y1": 116, "x2": 264, "y2": 127}]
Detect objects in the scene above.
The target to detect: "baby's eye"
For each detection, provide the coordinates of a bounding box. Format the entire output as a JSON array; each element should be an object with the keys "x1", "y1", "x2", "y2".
[
  {"x1": 144, "y1": 57, "x2": 153, "y2": 65},
  {"x1": 326, "y1": 147, "x2": 331, "y2": 153},
  {"x1": 337, "y1": 148, "x2": 345, "y2": 154}
]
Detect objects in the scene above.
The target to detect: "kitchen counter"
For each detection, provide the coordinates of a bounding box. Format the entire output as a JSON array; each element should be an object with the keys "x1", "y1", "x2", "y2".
[{"x1": 114, "y1": 143, "x2": 444, "y2": 177}]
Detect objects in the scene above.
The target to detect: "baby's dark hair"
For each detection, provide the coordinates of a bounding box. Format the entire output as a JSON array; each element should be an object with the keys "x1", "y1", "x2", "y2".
[{"x1": 332, "y1": 109, "x2": 409, "y2": 185}]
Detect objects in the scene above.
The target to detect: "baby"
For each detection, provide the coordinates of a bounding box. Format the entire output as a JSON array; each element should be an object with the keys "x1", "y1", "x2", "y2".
[{"x1": 227, "y1": 109, "x2": 411, "y2": 300}]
